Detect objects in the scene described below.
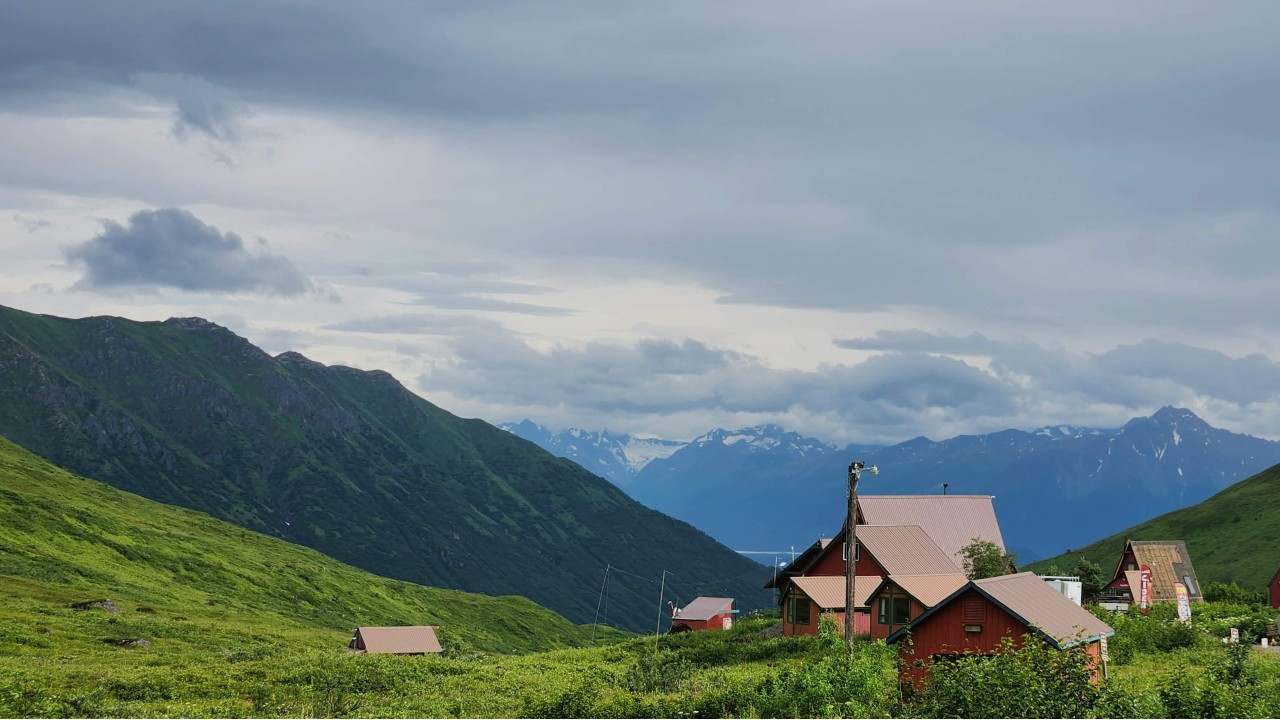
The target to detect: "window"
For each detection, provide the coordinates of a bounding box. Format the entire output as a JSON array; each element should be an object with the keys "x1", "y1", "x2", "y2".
[
  {"x1": 842, "y1": 540, "x2": 860, "y2": 562},
  {"x1": 786, "y1": 595, "x2": 812, "y2": 625},
  {"x1": 878, "y1": 596, "x2": 911, "y2": 626}
]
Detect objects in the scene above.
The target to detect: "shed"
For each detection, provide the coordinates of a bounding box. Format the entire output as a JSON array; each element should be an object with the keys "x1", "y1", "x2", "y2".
[
  {"x1": 886, "y1": 572, "x2": 1114, "y2": 688},
  {"x1": 1103, "y1": 539, "x2": 1203, "y2": 606},
  {"x1": 671, "y1": 597, "x2": 735, "y2": 632},
  {"x1": 349, "y1": 626, "x2": 443, "y2": 655},
  {"x1": 1270, "y1": 567, "x2": 1280, "y2": 610}
]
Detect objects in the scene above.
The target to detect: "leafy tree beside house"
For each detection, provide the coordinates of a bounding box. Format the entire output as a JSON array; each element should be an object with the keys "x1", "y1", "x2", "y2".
[{"x1": 960, "y1": 538, "x2": 1018, "y2": 580}]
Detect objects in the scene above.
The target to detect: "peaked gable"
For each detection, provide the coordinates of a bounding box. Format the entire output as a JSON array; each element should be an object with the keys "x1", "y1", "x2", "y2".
[
  {"x1": 887, "y1": 572, "x2": 1113, "y2": 649},
  {"x1": 858, "y1": 495, "x2": 1005, "y2": 567}
]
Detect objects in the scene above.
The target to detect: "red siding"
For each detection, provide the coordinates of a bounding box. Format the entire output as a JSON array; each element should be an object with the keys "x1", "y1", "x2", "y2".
[
  {"x1": 674, "y1": 611, "x2": 734, "y2": 633},
  {"x1": 1270, "y1": 570, "x2": 1280, "y2": 610},
  {"x1": 896, "y1": 588, "x2": 1102, "y2": 688},
  {"x1": 781, "y1": 587, "x2": 870, "y2": 637},
  {"x1": 807, "y1": 542, "x2": 885, "y2": 577}
]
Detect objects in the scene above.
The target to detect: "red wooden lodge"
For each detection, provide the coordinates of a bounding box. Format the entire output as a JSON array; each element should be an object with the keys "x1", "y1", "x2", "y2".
[
  {"x1": 886, "y1": 572, "x2": 1114, "y2": 688},
  {"x1": 670, "y1": 597, "x2": 735, "y2": 632},
  {"x1": 767, "y1": 494, "x2": 1007, "y2": 638},
  {"x1": 772, "y1": 524, "x2": 967, "y2": 637}
]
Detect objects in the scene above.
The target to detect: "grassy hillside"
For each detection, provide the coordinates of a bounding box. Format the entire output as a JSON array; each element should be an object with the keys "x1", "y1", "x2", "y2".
[
  {"x1": 0, "y1": 304, "x2": 771, "y2": 631},
  {"x1": 0, "y1": 434, "x2": 619, "y2": 654},
  {"x1": 1027, "y1": 462, "x2": 1280, "y2": 590}
]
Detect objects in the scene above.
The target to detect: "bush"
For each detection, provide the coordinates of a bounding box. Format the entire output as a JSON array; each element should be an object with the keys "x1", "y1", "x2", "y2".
[
  {"x1": 1098, "y1": 603, "x2": 1203, "y2": 664},
  {"x1": 1203, "y1": 582, "x2": 1266, "y2": 606},
  {"x1": 916, "y1": 635, "x2": 1101, "y2": 718}
]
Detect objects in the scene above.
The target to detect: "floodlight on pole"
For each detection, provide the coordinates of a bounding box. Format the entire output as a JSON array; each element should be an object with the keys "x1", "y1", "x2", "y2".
[{"x1": 844, "y1": 460, "x2": 877, "y2": 648}]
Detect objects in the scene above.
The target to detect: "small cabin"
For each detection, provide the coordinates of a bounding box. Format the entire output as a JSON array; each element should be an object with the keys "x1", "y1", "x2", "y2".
[
  {"x1": 348, "y1": 626, "x2": 443, "y2": 655},
  {"x1": 1270, "y1": 567, "x2": 1280, "y2": 610},
  {"x1": 886, "y1": 572, "x2": 1113, "y2": 689},
  {"x1": 670, "y1": 597, "x2": 735, "y2": 632},
  {"x1": 1100, "y1": 539, "x2": 1202, "y2": 610}
]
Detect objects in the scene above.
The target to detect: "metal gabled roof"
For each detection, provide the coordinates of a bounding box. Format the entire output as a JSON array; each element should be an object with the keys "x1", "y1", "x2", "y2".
[
  {"x1": 791, "y1": 575, "x2": 877, "y2": 609},
  {"x1": 353, "y1": 626, "x2": 443, "y2": 654},
  {"x1": 673, "y1": 597, "x2": 733, "y2": 621},
  {"x1": 858, "y1": 495, "x2": 1005, "y2": 567},
  {"x1": 886, "y1": 572, "x2": 1113, "y2": 649},
  {"x1": 856, "y1": 525, "x2": 965, "y2": 576},
  {"x1": 868, "y1": 573, "x2": 969, "y2": 608}
]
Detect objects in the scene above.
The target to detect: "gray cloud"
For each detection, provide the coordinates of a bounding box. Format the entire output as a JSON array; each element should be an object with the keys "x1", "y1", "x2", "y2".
[
  {"x1": 325, "y1": 313, "x2": 505, "y2": 336},
  {"x1": 133, "y1": 72, "x2": 248, "y2": 143},
  {"x1": 8, "y1": 2, "x2": 1280, "y2": 338},
  {"x1": 423, "y1": 326, "x2": 1280, "y2": 443},
  {"x1": 65, "y1": 208, "x2": 315, "y2": 296}
]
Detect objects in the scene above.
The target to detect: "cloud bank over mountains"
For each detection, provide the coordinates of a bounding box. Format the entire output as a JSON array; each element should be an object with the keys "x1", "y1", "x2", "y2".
[{"x1": 4, "y1": 1, "x2": 1280, "y2": 443}]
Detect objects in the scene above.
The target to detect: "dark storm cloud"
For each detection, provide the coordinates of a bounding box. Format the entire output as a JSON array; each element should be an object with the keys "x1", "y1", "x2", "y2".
[{"x1": 65, "y1": 208, "x2": 314, "y2": 296}]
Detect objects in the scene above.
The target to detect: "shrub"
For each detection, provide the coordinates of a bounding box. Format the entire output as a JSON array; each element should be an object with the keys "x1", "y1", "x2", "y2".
[
  {"x1": 916, "y1": 635, "x2": 1101, "y2": 718},
  {"x1": 1203, "y1": 582, "x2": 1266, "y2": 606},
  {"x1": 1100, "y1": 603, "x2": 1202, "y2": 664}
]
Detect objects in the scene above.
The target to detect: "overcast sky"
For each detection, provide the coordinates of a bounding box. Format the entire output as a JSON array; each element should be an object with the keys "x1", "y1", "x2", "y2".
[{"x1": 3, "y1": 1, "x2": 1280, "y2": 444}]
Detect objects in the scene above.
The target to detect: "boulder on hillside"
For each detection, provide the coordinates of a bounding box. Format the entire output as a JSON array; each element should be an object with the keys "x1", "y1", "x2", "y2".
[{"x1": 71, "y1": 598, "x2": 118, "y2": 614}]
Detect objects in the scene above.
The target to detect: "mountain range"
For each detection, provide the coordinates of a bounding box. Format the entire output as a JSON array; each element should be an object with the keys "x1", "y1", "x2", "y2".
[
  {"x1": 0, "y1": 305, "x2": 770, "y2": 632},
  {"x1": 1028, "y1": 460, "x2": 1280, "y2": 592},
  {"x1": 503, "y1": 410, "x2": 1280, "y2": 562}
]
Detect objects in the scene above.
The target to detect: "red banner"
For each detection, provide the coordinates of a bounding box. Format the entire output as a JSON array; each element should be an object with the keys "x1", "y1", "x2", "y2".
[{"x1": 1139, "y1": 565, "x2": 1152, "y2": 614}]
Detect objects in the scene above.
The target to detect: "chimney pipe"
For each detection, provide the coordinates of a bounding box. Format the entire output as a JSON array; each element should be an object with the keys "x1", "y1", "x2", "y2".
[{"x1": 943, "y1": 483, "x2": 949, "y2": 495}]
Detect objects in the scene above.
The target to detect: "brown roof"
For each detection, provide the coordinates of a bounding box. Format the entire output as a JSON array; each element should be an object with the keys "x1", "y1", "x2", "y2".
[
  {"x1": 674, "y1": 597, "x2": 733, "y2": 621},
  {"x1": 858, "y1": 495, "x2": 1005, "y2": 568},
  {"x1": 974, "y1": 572, "x2": 1114, "y2": 646},
  {"x1": 791, "y1": 575, "x2": 878, "y2": 609},
  {"x1": 875, "y1": 573, "x2": 969, "y2": 607},
  {"x1": 351, "y1": 626, "x2": 443, "y2": 654},
  {"x1": 1123, "y1": 569, "x2": 1142, "y2": 595},
  {"x1": 1129, "y1": 541, "x2": 1203, "y2": 602},
  {"x1": 856, "y1": 525, "x2": 964, "y2": 576}
]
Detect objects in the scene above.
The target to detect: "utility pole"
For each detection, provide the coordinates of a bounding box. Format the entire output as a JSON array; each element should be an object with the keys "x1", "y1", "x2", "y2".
[
  {"x1": 654, "y1": 570, "x2": 669, "y2": 655},
  {"x1": 845, "y1": 460, "x2": 877, "y2": 648}
]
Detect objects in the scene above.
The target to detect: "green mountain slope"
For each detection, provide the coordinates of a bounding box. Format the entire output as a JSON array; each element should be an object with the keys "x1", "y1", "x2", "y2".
[
  {"x1": 0, "y1": 433, "x2": 619, "y2": 653},
  {"x1": 0, "y1": 305, "x2": 769, "y2": 631},
  {"x1": 1027, "y1": 462, "x2": 1280, "y2": 590}
]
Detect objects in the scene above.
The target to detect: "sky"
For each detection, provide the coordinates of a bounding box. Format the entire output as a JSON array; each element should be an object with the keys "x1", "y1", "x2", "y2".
[{"x1": 3, "y1": 1, "x2": 1280, "y2": 445}]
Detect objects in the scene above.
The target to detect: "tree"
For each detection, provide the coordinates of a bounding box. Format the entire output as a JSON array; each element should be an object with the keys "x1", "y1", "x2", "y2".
[
  {"x1": 960, "y1": 538, "x2": 1017, "y2": 580},
  {"x1": 1070, "y1": 557, "x2": 1105, "y2": 602}
]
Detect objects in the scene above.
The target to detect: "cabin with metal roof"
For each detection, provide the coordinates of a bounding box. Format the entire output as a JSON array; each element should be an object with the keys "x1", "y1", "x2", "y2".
[
  {"x1": 866, "y1": 573, "x2": 968, "y2": 641},
  {"x1": 670, "y1": 597, "x2": 735, "y2": 632},
  {"x1": 1101, "y1": 539, "x2": 1203, "y2": 609},
  {"x1": 348, "y1": 626, "x2": 443, "y2": 655},
  {"x1": 886, "y1": 572, "x2": 1114, "y2": 688},
  {"x1": 773, "y1": 524, "x2": 963, "y2": 637}
]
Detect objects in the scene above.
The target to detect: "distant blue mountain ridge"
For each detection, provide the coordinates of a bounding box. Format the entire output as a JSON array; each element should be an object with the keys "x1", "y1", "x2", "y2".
[{"x1": 502, "y1": 408, "x2": 1280, "y2": 563}]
